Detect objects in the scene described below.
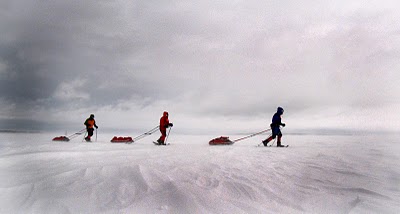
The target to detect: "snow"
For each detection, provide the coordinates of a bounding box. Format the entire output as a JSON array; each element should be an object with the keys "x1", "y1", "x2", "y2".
[{"x1": 1, "y1": 132, "x2": 399, "y2": 213}]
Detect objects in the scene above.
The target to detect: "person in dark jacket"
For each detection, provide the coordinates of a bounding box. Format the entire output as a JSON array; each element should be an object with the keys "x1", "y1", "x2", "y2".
[
  {"x1": 84, "y1": 114, "x2": 98, "y2": 142},
  {"x1": 262, "y1": 107, "x2": 286, "y2": 147},
  {"x1": 157, "y1": 111, "x2": 173, "y2": 145}
]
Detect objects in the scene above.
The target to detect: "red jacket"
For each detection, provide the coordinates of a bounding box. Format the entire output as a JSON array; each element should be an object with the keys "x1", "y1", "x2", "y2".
[{"x1": 160, "y1": 111, "x2": 169, "y2": 130}]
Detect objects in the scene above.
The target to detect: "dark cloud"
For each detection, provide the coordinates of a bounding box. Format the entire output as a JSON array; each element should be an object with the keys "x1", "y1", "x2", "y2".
[{"x1": 1, "y1": 0, "x2": 400, "y2": 132}]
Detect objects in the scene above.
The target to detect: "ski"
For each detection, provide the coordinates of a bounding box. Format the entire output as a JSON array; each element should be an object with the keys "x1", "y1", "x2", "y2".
[
  {"x1": 153, "y1": 141, "x2": 170, "y2": 146},
  {"x1": 268, "y1": 145, "x2": 289, "y2": 147},
  {"x1": 257, "y1": 144, "x2": 289, "y2": 147}
]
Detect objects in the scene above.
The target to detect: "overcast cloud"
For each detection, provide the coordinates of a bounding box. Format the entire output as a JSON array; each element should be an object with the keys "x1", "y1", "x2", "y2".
[{"x1": 1, "y1": 0, "x2": 400, "y2": 133}]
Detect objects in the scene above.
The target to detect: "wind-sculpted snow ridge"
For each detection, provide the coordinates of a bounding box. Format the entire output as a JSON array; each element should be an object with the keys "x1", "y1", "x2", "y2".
[{"x1": 0, "y1": 133, "x2": 399, "y2": 213}]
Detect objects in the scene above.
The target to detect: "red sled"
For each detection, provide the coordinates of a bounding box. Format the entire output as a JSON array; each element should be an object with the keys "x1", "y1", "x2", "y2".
[
  {"x1": 110, "y1": 136, "x2": 134, "y2": 143},
  {"x1": 52, "y1": 136, "x2": 70, "y2": 142},
  {"x1": 209, "y1": 136, "x2": 234, "y2": 145}
]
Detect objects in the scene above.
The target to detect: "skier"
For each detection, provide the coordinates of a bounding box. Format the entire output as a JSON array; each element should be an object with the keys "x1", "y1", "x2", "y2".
[
  {"x1": 84, "y1": 114, "x2": 98, "y2": 142},
  {"x1": 262, "y1": 107, "x2": 286, "y2": 147},
  {"x1": 157, "y1": 111, "x2": 173, "y2": 145}
]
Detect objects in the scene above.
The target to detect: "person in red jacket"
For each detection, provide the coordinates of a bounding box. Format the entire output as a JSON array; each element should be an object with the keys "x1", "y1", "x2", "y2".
[
  {"x1": 157, "y1": 111, "x2": 173, "y2": 145},
  {"x1": 84, "y1": 114, "x2": 98, "y2": 142}
]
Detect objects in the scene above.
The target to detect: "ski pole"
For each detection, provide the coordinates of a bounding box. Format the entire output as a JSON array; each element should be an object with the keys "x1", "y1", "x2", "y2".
[
  {"x1": 269, "y1": 126, "x2": 284, "y2": 147},
  {"x1": 82, "y1": 131, "x2": 87, "y2": 142},
  {"x1": 164, "y1": 127, "x2": 172, "y2": 144},
  {"x1": 269, "y1": 138, "x2": 277, "y2": 147},
  {"x1": 96, "y1": 128, "x2": 97, "y2": 142}
]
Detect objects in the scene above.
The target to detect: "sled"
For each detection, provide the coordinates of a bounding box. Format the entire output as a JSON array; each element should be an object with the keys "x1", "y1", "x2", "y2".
[
  {"x1": 209, "y1": 136, "x2": 234, "y2": 145},
  {"x1": 52, "y1": 136, "x2": 70, "y2": 142},
  {"x1": 52, "y1": 128, "x2": 86, "y2": 142},
  {"x1": 110, "y1": 136, "x2": 134, "y2": 143},
  {"x1": 113, "y1": 126, "x2": 160, "y2": 144},
  {"x1": 209, "y1": 129, "x2": 271, "y2": 146}
]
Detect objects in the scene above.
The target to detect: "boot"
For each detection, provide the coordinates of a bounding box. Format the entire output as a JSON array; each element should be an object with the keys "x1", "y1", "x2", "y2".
[
  {"x1": 262, "y1": 136, "x2": 273, "y2": 146},
  {"x1": 157, "y1": 139, "x2": 164, "y2": 145},
  {"x1": 85, "y1": 137, "x2": 91, "y2": 142}
]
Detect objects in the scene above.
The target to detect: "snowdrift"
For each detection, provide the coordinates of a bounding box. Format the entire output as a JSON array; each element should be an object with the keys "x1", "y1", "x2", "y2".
[{"x1": 1, "y1": 133, "x2": 399, "y2": 213}]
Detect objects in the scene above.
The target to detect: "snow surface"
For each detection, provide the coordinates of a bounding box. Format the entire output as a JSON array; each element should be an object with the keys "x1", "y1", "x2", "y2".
[{"x1": 0, "y1": 132, "x2": 399, "y2": 213}]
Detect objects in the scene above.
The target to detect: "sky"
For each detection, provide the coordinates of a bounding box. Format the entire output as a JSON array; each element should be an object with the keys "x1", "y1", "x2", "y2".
[{"x1": 1, "y1": 0, "x2": 400, "y2": 134}]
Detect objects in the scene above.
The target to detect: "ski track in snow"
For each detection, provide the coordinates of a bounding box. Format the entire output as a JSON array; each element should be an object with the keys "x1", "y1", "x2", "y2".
[{"x1": 0, "y1": 133, "x2": 399, "y2": 213}]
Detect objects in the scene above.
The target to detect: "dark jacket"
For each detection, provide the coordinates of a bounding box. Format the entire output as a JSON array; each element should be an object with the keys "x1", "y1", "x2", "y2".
[{"x1": 270, "y1": 107, "x2": 284, "y2": 128}]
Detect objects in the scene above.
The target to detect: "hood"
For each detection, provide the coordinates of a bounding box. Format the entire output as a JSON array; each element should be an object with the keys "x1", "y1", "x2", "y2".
[
  {"x1": 277, "y1": 107, "x2": 284, "y2": 115},
  {"x1": 163, "y1": 111, "x2": 169, "y2": 117}
]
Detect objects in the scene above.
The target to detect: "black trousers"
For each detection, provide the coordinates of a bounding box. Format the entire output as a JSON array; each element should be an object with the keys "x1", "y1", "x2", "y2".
[{"x1": 87, "y1": 128, "x2": 94, "y2": 137}]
